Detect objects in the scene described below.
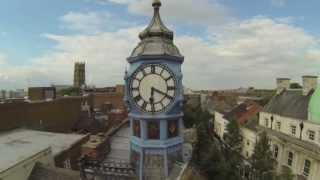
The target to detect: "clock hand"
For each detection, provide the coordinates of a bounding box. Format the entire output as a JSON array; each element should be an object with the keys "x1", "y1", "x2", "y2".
[
  {"x1": 153, "y1": 87, "x2": 173, "y2": 99},
  {"x1": 150, "y1": 87, "x2": 155, "y2": 113},
  {"x1": 149, "y1": 87, "x2": 154, "y2": 103}
]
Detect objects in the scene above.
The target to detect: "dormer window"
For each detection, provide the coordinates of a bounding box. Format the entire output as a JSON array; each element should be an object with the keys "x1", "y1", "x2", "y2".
[
  {"x1": 308, "y1": 130, "x2": 315, "y2": 141},
  {"x1": 276, "y1": 122, "x2": 281, "y2": 131}
]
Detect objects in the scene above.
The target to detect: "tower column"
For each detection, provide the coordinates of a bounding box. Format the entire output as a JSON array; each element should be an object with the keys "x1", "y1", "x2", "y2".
[
  {"x1": 141, "y1": 120, "x2": 147, "y2": 140},
  {"x1": 160, "y1": 120, "x2": 167, "y2": 140}
]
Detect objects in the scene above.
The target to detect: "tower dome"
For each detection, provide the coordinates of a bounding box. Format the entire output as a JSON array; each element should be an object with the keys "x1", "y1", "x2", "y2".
[
  {"x1": 309, "y1": 87, "x2": 320, "y2": 123},
  {"x1": 128, "y1": 0, "x2": 183, "y2": 61}
]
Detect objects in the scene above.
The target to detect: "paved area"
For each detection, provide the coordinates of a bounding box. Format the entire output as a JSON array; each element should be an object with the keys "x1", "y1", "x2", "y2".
[{"x1": 105, "y1": 125, "x2": 131, "y2": 162}]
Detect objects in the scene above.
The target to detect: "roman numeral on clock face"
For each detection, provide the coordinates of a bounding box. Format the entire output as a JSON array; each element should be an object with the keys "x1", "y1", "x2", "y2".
[
  {"x1": 141, "y1": 101, "x2": 147, "y2": 110},
  {"x1": 165, "y1": 76, "x2": 172, "y2": 81},
  {"x1": 151, "y1": 65, "x2": 156, "y2": 74},
  {"x1": 134, "y1": 95, "x2": 142, "y2": 102},
  {"x1": 167, "y1": 86, "x2": 175, "y2": 91}
]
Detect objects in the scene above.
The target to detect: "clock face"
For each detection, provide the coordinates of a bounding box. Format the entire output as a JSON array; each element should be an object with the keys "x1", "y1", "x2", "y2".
[{"x1": 129, "y1": 64, "x2": 177, "y2": 113}]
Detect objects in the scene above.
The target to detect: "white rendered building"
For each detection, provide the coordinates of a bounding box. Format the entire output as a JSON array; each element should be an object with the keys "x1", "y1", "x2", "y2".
[{"x1": 242, "y1": 76, "x2": 320, "y2": 180}]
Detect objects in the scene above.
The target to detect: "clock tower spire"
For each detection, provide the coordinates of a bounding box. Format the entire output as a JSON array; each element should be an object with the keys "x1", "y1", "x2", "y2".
[{"x1": 125, "y1": 0, "x2": 184, "y2": 179}]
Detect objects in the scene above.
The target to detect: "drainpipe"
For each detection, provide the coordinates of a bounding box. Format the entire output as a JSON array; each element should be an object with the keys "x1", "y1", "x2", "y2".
[{"x1": 299, "y1": 121, "x2": 304, "y2": 140}]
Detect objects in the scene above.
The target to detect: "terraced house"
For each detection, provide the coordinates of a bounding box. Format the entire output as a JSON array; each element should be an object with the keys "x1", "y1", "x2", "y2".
[{"x1": 257, "y1": 76, "x2": 320, "y2": 180}]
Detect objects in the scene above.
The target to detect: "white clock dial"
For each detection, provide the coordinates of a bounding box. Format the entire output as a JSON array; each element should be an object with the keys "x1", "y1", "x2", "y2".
[{"x1": 130, "y1": 64, "x2": 177, "y2": 113}]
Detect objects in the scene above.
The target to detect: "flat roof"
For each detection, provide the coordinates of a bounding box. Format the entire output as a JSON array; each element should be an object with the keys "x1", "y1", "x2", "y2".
[
  {"x1": 0, "y1": 129, "x2": 87, "y2": 172},
  {"x1": 104, "y1": 125, "x2": 130, "y2": 162}
]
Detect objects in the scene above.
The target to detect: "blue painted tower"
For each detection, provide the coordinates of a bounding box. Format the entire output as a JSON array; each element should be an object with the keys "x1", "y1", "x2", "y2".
[{"x1": 124, "y1": 0, "x2": 184, "y2": 179}]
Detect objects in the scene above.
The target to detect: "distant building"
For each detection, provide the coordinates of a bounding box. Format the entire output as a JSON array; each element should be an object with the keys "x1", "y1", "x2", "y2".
[
  {"x1": 28, "y1": 87, "x2": 56, "y2": 101},
  {"x1": 85, "y1": 85, "x2": 126, "y2": 112},
  {"x1": 0, "y1": 129, "x2": 89, "y2": 180},
  {"x1": 0, "y1": 90, "x2": 5, "y2": 100},
  {"x1": 0, "y1": 96, "x2": 90, "y2": 133},
  {"x1": 51, "y1": 84, "x2": 73, "y2": 92},
  {"x1": 74, "y1": 62, "x2": 86, "y2": 88},
  {"x1": 214, "y1": 100, "x2": 262, "y2": 141}
]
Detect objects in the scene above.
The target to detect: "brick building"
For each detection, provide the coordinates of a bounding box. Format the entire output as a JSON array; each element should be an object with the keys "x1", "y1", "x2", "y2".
[
  {"x1": 28, "y1": 87, "x2": 56, "y2": 101},
  {"x1": 85, "y1": 85, "x2": 125, "y2": 111},
  {"x1": 0, "y1": 96, "x2": 89, "y2": 133},
  {"x1": 81, "y1": 133, "x2": 110, "y2": 161}
]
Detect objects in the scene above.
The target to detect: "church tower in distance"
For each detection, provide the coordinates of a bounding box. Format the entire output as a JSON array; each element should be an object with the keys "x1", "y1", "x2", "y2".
[
  {"x1": 124, "y1": 0, "x2": 184, "y2": 179},
  {"x1": 74, "y1": 62, "x2": 86, "y2": 88}
]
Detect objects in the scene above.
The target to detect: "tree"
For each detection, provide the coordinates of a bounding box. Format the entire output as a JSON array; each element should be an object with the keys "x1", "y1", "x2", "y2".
[
  {"x1": 250, "y1": 131, "x2": 275, "y2": 178},
  {"x1": 223, "y1": 119, "x2": 243, "y2": 180},
  {"x1": 276, "y1": 167, "x2": 294, "y2": 180},
  {"x1": 183, "y1": 105, "x2": 212, "y2": 128},
  {"x1": 58, "y1": 87, "x2": 81, "y2": 96},
  {"x1": 192, "y1": 119, "x2": 229, "y2": 180},
  {"x1": 191, "y1": 108, "x2": 231, "y2": 180},
  {"x1": 290, "y1": 83, "x2": 302, "y2": 89},
  {"x1": 224, "y1": 119, "x2": 243, "y2": 154}
]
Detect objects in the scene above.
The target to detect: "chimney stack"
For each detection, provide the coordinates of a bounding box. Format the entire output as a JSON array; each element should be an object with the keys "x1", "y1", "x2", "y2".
[
  {"x1": 302, "y1": 76, "x2": 318, "y2": 96},
  {"x1": 276, "y1": 78, "x2": 290, "y2": 94}
]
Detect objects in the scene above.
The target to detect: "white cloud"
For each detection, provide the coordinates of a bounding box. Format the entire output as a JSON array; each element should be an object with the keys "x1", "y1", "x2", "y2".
[
  {"x1": 4, "y1": 17, "x2": 316, "y2": 90},
  {"x1": 1, "y1": 2, "x2": 320, "y2": 90},
  {"x1": 60, "y1": 11, "x2": 133, "y2": 33},
  {"x1": 131, "y1": 0, "x2": 231, "y2": 25},
  {"x1": 91, "y1": 0, "x2": 232, "y2": 26},
  {"x1": 25, "y1": 27, "x2": 141, "y2": 88},
  {"x1": 178, "y1": 17, "x2": 320, "y2": 89},
  {"x1": 61, "y1": 11, "x2": 112, "y2": 33}
]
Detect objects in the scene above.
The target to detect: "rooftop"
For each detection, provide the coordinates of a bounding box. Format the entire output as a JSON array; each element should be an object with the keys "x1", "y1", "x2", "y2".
[
  {"x1": 263, "y1": 90, "x2": 312, "y2": 120},
  {"x1": 28, "y1": 162, "x2": 80, "y2": 180},
  {"x1": 224, "y1": 100, "x2": 262, "y2": 125},
  {"x1": 104, "y1": 125, "x2": 130, "y2": 162},
  {"x1": 0, "y1": 129, "x2": 87, "y2": 172},
  {"x1": 128, "y1": 0, "x2": 183, "y2": 60}
]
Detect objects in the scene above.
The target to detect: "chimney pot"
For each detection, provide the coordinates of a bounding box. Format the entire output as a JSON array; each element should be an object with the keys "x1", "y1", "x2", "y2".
[
  {"x1": 302, "y1": 76, "x2": 318, "y2": 96},
  {"x1": 276, "y1": 78, "x2": 290, "y2": 94}
]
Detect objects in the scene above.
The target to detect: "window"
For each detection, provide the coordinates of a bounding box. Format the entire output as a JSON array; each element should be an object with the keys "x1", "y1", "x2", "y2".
[
  {"x1": 276, "y1": 122, "x2": 281, "y2": 131},
  {"x1": 133, "y1": 120, "x2": 141, "y2": 137},
  {"x1": 274, "y1": 145, "x2": 279, "y2": 159},
  {"x1": 265, "y1": 118, "x2": 269, "y2": 127},
  {"x1": 247, "y1": 140, "x2": 250, "y2": 146},
  {"x1": 303, "y1": 160, "x2": 311, "y2": 177},
  {"x1": 308, "y1": 130, "x2": 315, "y2": 140},
  {"x1": 63, "y1": 158, "x2": 71, "y2": 169},
  {"x1": 287, "y1": 152, "x2": 294, "y2": 166},
  {"x1": 168, "y1": 120, "x2": 179, "y2": 138},
  {"x1": 291, "y1": 126, "x2": 296, "y2": 135},
  {"x1": 148, "y1": 121, "x2": 160, "y2": 139}
]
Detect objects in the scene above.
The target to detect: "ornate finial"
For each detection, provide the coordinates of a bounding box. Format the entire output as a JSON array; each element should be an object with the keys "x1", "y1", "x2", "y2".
[{"x1": 152, "y1": 0, "x2": 161, "y2": 8}]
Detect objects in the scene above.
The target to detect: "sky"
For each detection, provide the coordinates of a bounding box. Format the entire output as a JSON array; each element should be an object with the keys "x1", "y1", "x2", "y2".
[{"x1": 0, "y1": 0, "x2": 320, "y2": 90}]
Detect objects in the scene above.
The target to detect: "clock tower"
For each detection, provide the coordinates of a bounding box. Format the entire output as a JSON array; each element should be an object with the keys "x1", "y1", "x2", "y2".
[{"x1": 124, "y1": 0, "x2": 184, "y2": 179}]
